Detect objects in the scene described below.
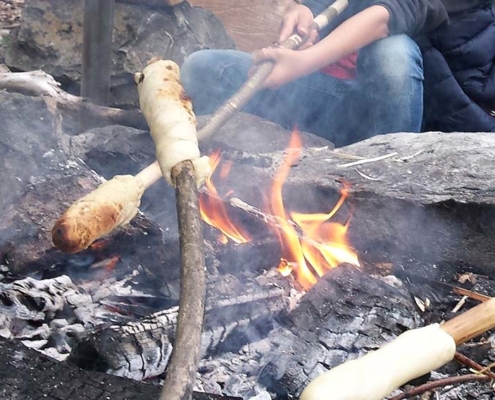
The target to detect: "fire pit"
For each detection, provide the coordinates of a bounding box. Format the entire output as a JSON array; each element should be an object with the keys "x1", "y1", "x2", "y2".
[{"x1": 1, "y1": 74, "x2": 495, "y2": 400}]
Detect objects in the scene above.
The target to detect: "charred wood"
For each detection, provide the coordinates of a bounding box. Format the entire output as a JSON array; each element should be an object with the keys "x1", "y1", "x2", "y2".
[
  {"x1": 250, "y1": 265, "x2": 423, "y2": 397},
  {"x1": 69, "y1": 278, "x2": 288, "y2": 381},
  {"x1": 0, "y1": 338, "x2": 240, "y2": 400}
]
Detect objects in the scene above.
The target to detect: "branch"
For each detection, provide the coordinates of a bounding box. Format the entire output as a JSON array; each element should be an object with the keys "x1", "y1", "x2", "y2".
[
  {"x1": 389, "y1": 374, "x2": 490, "y2": 400},
  {"x1": 0, "y1": 70, "x2": 147, "y2": 130},
  {"x1": 160, "y1": 160, "x2": 206, "y2": 400}
]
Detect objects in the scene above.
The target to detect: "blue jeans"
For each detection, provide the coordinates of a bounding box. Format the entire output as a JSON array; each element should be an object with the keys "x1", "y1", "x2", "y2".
[{"x1": 181, "y1": 35, "x2": 423, "y2": 147}]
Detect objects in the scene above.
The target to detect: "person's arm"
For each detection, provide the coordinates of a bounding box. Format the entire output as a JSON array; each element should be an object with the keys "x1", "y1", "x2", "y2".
[
  {"x1": 255, "y1": 5, "x2": 390, "y2": 88},
  {"x1": 298, "y1": 5, "x2": 390, "y2": 75}
]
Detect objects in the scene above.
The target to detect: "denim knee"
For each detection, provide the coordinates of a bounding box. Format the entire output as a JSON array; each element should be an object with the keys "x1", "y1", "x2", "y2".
[
  {"x1": 358, "y1": 34, "x2": 424, "y2": 88},
  {"x1": 181, "y1": 49, "x2": 252, "y2": 114},
  {"x1": 180, "y1": 50, "x2": 216, "y2": 100}
]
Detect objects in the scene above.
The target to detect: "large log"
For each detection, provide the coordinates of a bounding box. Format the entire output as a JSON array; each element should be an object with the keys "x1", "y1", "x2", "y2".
[
  {"x1": 69, "y1": 278, "x2": 288, "y2": 380},
  {"x1": 255, "y1": 265, "x2": 421, "y2": 397},
  {"x1": 0, "y1": 338, "x2": 240, "y2": 400},
  {"x1": 67, "y1": 110, "x2": 495, "y2": 276},
  {"x1": 200, "y1": 129, "x2": 495, "y2": 277}
]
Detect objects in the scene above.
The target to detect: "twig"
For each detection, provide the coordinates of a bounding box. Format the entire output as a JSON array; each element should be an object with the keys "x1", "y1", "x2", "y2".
[
  {"x1": 389, "y1": 374, "x2": 490, "y2": 400},
  {"x1": 455, "y1": 351, "x2": 495, "y2": 380},
  {"x1": 451, "y1": 286, "x2": 491, "y2": 303},
  {"x1": 452, "y1": 295, "x2": 468, "y2": 313},
  {"x1": 477, "y1": 361, "x2": 495, "y2": 377},
  {"x1": 160, "y1": 160, "x2": 206, "y2": 400},
  {"x1": 337, "y1": 152, "x2": 398, "y2": 168},
  {"x1": 326, "y1": 151, "x2": 367, "y2": 161},
  {"x1": 355, "y1": 168, "x2": 381, "y2": 181},
  {"x1": 396, "y1": 149, "x2": 424, "y2": 161},
  {"x1": 0, "y1": 70, "x2": 148, "y2": 130}
]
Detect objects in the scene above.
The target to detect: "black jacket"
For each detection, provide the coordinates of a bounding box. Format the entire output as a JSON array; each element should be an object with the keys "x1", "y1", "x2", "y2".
[{"x1": 304, "y1": 0, "x2": 495, "y2": 132}]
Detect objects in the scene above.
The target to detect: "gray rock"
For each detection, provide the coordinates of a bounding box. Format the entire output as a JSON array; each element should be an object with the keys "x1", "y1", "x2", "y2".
[
  {"x1": 0, "y1": 90, "x2": 63, "y2": 211},
  {"x1": 3, "y1": 0, "x2": 235, "y2": 107}
]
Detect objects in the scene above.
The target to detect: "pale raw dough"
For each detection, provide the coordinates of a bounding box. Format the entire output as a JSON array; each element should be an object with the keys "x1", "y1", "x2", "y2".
[
  {"x1": 300, "y1": 324, "x2": 456, "y2": 400},
  {"x1": 52, "y1": 175, "x2": 144, "y2": 253},
  {"x1": 135, "y1": 59, "x2": 210, "y2": 187}
]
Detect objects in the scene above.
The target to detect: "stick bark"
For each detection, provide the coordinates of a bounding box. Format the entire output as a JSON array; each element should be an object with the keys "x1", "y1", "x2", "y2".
[
  {"x1": 160, "y1": 160, "x2": 206, "y2": 400},
  {"x1": 389, "y1": 374, "x2": 490, "y2": 400},
  {"x1": 0, "y1": 71, "x2": 148, "y2": 130},
  {"x1": 441, "y1": 298, "x2": 495, "y2": 345}
]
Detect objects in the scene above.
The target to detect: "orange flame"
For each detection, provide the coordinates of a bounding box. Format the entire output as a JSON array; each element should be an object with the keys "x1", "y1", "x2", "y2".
[
  {"x1": 199, "y1": 152, "x2": 251, "y2": 244},
  {"x1": 268, "y1": 132, "x2": 318, "y2": 289},
  {"x1": 269, "y1": 130, "x2": 360, "y2": 290}
]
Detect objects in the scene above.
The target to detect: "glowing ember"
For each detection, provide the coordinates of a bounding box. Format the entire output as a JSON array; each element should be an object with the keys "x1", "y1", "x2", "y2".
[
  {"x1": 199, "y1": 152, "x2": 251, "y2": 244},
  {"x1": 269, "y1": 130, "x2": 360, "y2": 290}
]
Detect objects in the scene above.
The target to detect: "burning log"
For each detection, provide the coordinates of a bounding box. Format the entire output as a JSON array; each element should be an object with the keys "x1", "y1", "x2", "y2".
[
  {"x1": 69, "y1": 281, "x2": 288, "y2": 380},
  {"x1": 300, "y1": 298, "x2": 495, "y2": 400}
]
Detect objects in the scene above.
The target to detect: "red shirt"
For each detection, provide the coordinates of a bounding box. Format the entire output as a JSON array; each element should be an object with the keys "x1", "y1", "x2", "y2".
[{"x1": 320, "y1": 52, "x2": 358, "y2": 80}]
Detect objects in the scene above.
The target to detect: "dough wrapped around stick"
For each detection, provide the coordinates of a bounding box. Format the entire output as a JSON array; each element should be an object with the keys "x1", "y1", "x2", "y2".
[
  {"x1": 300, "y1": 323, "x2": 456, "y2": 400},
  {"x1": 300, "y1": 297, "x2": 495, "y2": 400},
  {"x1": 52, "y1": 175, "x2": 144, "y2": 253},
  {"x1": 135, "y1": 59, "x2": 210, "y2": 187}
]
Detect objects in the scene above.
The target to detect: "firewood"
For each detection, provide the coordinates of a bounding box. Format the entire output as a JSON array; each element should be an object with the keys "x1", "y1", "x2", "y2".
[
  {"x1": 300, "y1": 298, "x2": 495, "y2": 400},
  {"x1": 0, "y1": 70, "x2": 148, "y2": 130},
  {"x1": 50, "y1": 0, "x2": 349, "y2": 254}
]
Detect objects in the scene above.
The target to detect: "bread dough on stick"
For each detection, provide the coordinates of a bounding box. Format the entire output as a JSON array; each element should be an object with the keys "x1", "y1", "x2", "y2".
[
  {"x1": 300, "y1": 324, "x2": 456, "y2": 400},
  {"x1": 135, "y1": 59, "x2": 210, "y2": 187},
  {"x1": 52, "y1": 175, "x2": 144, "y2": 253}
]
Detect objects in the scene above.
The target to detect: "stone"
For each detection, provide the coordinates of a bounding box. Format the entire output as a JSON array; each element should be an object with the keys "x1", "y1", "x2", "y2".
[{"x1": 3, "y1": 0, "x2": 235, "y2": 107}]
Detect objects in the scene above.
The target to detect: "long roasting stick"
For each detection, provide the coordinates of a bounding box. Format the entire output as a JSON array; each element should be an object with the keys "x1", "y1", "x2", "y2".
[
  {"x1": 51, "y1": 0, "x2": 349, "y2": 254},
  {"x1": 163, "y1": 161, "x2": 206, "y2": 400},
  {"x1": 300, "y1": 298, "x2": 495, "y2": 400},
  {"x1": 134, "y1": 58, "x2": 209, "y2": 400}
]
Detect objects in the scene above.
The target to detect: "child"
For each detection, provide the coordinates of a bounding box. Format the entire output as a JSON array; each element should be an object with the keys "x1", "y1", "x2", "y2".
[{"x1": 181, "y1": 0, "x2": 495, "y2": 146}]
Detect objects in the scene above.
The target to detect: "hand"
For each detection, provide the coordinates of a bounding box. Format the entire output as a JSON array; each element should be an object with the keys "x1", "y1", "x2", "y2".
[
  {"x1": 278, "y1": 4, "x2": 318, "y2": 49},
  {"x1": 251, "y1": 47, "x2": 311, "y2": 90}
]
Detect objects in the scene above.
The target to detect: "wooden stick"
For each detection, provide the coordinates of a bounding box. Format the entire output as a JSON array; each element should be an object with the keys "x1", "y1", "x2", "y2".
[
  {"x1": 160, "y1": 160, "x2": 206, "y2": 400},
  {"x1": 0, "y1": 70, "x2": 148, "y2": 130},
  {"x1": 81, "y1": 0, "x2": 115, "y2": 107},
  {"x1": 300, "y1": 299, "x2": 495, "y2": 400},
  {"x1": 441, "y1": 297, "x2": 495, "y2": 345},
  {"x1": 198, "y1": 0, "x2": 348, "y2": 140},
  {"x1": 51, "y1": 0, "x2": 349, "y2": 253},
  {"x1": 454, "y1": 351, "x2": 495, "y2": 380},
  {"x1": 388, "y1": 374, "x2": 489, "y2": 400},
  {"x1": 135, "y1": 160, "x2": 162, "y2": 190}
]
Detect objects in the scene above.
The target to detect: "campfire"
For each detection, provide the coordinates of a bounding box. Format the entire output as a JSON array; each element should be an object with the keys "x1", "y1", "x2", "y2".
[
  {"x1": 2, "y1": 104, "x2": 495, "y2": 400},
  {"x1": 200, "y1": 130, "x2": 360, "y2": 291},
  {"x1": 1, "y1": 1, "x2": 495, "y2": 399}
]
